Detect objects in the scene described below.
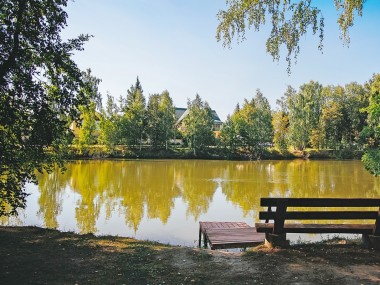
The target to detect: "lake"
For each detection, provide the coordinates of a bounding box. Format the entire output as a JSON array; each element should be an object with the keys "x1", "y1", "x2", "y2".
[{"x1": 2, "y1": 159, "x2": 379, "y2": 246}]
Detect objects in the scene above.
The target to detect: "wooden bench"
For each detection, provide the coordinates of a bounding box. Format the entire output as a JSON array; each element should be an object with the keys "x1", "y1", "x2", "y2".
[{"x1": 255, "y1": 198, "x2": 380, "y2": 249}]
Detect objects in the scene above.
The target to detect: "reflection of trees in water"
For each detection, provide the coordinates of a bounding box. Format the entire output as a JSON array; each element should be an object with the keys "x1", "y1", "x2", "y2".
[
  {"x1": 0, "y1": 208, "x2": 23, "y2": 226},
  {"x1": 69, "y1": 161, "x2": 102, "y2": 234},
  {"x1": 33, "y1": 159, "x2": 380, "y2": 234},
  {"x1": 285, "y1": 160, "x2": 380, "y2": 197},
  {"x1": 144, "y1": 162, "x2": 181, "y2": 223},
  {"x1": 220, "y1": 160, "x2": 380, "y2": 221},
  {"x1": 221, "y1": 162, "x2": 277, "y2": 219},
  {"x1": 176, "y1": 161, "x2": 220, "y2": 221},
  {"x1": 37, "y1": 167, "x2": 68, "y2": 229},
  {"x1": 37, "y1": 160, "x2": 183, "y2": 233}
]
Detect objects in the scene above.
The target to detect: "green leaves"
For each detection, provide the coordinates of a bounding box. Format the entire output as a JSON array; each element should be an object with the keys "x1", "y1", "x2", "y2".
[
  {"x1": 0, "y1": 0, "x2": 90, "y2": 215},
  {"x1": 181, "y1": 94, "x2": 214, "y2": 156},
  {"x1": 217, "y1": 0, "x2": 363, "y2": 73},
  {"x1": 220, "y1": 90, "x2": 273, "y2": 159},
  {"x1": 146, "y1": 91, "x2": 176, "y2": 150},
  {"x1": 362, "y1": 150, "x2": 380, "y2": 176}
]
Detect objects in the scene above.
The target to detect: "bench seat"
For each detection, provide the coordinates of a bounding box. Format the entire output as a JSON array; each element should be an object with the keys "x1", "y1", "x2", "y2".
[{"x1": 256, "y1": 223, "x2": 375, "y2": 234}]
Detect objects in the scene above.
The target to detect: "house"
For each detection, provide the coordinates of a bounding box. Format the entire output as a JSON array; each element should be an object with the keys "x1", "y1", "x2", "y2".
[
  {"x1": 69, "y1": 110, "x2": 102, "y2": 140},
  {"x1": 175, "y1": 107, "x2": 223, "y2": 135}
]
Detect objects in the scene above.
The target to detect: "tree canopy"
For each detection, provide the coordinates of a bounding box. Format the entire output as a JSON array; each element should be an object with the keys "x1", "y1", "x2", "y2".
[
  {"x1": 0, "y1": 0, "x2": 90, "y2": 216},
  {"x1": 181, "y1": 94, "x2": 215, "y2": 156},
  {"x1": 216, "y1": 0, "x2": 364, "y2": 72}
]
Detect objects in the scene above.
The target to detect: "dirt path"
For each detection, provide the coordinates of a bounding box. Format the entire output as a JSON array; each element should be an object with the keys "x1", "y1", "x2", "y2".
[
  {"x1": 0, "y1": 227, "x2": 379, "y2": 284},
  {"x1": 156, "y1": 245, "x2": 380, "y2": 284}
]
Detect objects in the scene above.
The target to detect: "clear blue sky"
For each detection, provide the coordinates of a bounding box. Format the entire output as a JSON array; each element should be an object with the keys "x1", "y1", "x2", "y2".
[{"x1": 62, "y1": 0, "x2": 380, "y2": 121}]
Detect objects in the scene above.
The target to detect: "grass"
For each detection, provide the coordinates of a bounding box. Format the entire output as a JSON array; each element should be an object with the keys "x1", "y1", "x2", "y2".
[{"x1": 1, "y1": 226, "x2": 379, "y2": 284}]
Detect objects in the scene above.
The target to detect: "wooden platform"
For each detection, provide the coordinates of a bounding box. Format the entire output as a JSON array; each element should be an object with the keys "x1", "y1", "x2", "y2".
[{"x1": 199, "y1": 222, "x2": 265, "y2": 250}]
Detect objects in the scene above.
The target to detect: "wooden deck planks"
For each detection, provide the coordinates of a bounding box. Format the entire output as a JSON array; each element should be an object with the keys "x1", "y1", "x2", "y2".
[
  {"x1": 206, "y1": 228, "x2": 265, "y2": 249},
  {"x1": 200, "y1": 221, "x2": 250, "y2": 231},
  {"x1": 199, "y1": 221, "x2": 265, "y2": 250}
]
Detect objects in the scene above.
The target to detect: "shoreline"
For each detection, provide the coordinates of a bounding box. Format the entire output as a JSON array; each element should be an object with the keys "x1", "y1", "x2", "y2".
[
  {"x1": 67, "y1": 145, "x2": 364, "y2": 161},
  {"x1": 0, "y1": 226, "x2": 379, "y2": 284}
]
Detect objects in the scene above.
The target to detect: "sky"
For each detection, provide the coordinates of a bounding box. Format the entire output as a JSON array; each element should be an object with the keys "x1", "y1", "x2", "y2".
[{"x1": 62, "y1": 0, "x2": 380, "y2": 121}]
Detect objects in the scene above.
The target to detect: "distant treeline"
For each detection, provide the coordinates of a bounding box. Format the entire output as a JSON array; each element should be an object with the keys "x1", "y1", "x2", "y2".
[{"x1": 72, "y1": 72, "x2": 380, "y2": 164}]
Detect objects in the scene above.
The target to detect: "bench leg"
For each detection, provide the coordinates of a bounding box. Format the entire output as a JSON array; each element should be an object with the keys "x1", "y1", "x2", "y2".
[
  {"x1": 203, "y1": 232, "x2": 208, "y2": 248},
  {"x1": 265, "y1": 233, "x2": 289, "y2": 248},
  {"x1": 198, "y1": 228, "x2": 208, "y2": 248},
  {"x1": 364, "y1": 234, "x2": 380, "y2": 251},
  {"x1": 198, "y1": 228, "x2": 202, "y2": 247}
]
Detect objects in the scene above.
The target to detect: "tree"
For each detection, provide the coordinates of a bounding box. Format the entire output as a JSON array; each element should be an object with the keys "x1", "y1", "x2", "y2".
[
  {"x1": 220, "y1": 114, "x2": 239, "y2": 152},
  {"x1": 315, "y1": 83, "x2": 368, "y2": 149},
  {"x1": 146, "y1": 91, "x2": 176, "y2": 149},
  {"x1": 99, "y1": 92, "x2": 120, "y2": 149},
  {"x1": 76, "y1": 69, "x2": 102, "y2": 147},
  {"x1": 362, "y1": 74, "x2": 380, "y2": 175},
  {"x1": 0, "y1": 0, "x2": 91, "y2": 216},
  {"x1": 121, "y1": 78, "x2": 147, "y2": 149},
  {"x1": 272, "y1": 111, "x2": 289, "y2": 151},
  {"x1": 343, "y1": 82, "x2": 368, "y2": 146},
  {"x1": 287, "y1": 82, "x2": 323, "y2": 150},
  {"x1": 77, "y1": 102, "x2": 97, "y2": 146},
  {"x1": 124, "y1": 76, "x2": 143, "y2": 111},
  {"x1": 181, "y1": 94, "x2": 214, "y2": 156},
  {"x1": 216, "y1": 0, "x2": 364, "y2": 72},
  {"x1": 146, "y1": 94, "x2": 161, "y2": 148},
  {"x1": 252, "y1": 90, "x2": 274, "y2": 147},
  {"x1": 320, "y1": 99, "x2": 343, "y2": 149},
  {"x1": 234, "y1": 90, "x2": 273, "y2": 158},
  {"x1": 159, "y1": 91, "x2": 176, "y2": 150}
]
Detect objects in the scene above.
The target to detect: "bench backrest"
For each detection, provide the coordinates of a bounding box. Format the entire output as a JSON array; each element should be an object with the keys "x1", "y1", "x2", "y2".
[{"x1": 259, "y1": 198, "x2": 380, "y2": 235}]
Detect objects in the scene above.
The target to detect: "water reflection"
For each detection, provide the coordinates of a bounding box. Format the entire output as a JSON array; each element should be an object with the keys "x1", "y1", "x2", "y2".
[{"x1": 2, "y1": 159, "x2": 380, "y2": 245}]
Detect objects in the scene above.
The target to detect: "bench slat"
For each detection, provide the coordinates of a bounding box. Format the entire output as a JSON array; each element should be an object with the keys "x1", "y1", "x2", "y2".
[
  {"x1": 255, "y1": 223, "x2": 375, "y2": 234},
  {"x1": 260, "y1": 211, "x2": 379, "y2": 221},
  {"x1": 261, "y1": 198, "x2": 380, "y2": 207}
]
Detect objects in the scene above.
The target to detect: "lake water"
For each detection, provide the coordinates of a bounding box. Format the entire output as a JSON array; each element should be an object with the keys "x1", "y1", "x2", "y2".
[{"x1": 2, "y1": 159, "x2": 379, "y2": 246}]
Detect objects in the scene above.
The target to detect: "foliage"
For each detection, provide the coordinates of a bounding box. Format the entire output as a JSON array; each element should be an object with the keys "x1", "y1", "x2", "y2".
[
  {"x1": 358, "y1": 126, "x2": 375, "y2": 148},
  {"x1": 320, "y1": 92, "x2": 343, "y2": 149},
  {"x1": 273, "y1": 78, "x2": 372, "y2": 153},
  {"x1": 362, "y1": 150, "x2": 380, "y2": 176},
  {"x1": 316, "y1": 83, "x2": 368, "y2": 149},
  {"x1": 98, "y1": 93, "x2": 120, "y2": 149},
  {"x1": 233, "y1": 90, "x2": 274, "y2": 158},
  {"x1": 272, "y1": 111, "x2": 288, "y2": 151},
  {"x1": 361, "y1": 74, "x2": 380, "y2": 175},
  {"x1": 363, "y1": 74, "x2": 380, "y2": 141},
  {"x1": 121, "y1": 78, "x2": 146, "y2": 149},
  {"x1": 285, "y1": 82, "x2": 323, "y2": 150},
  {"x1": 146, "y1": 90, "x2": 176, "y2": 149},
  {"x1": 0, "y1": 0, "x2": 90, "y2": 216},
  {"x1": 75, "y1": 69, "x2": 102, "y2": 147},
  {"x1": 220, "y1": 114, "x2": 239, "y2": 152},
  {"x1": 181, "y1": 94, "x2": 214, "y2": 156},
  {"x1": 77, "y1": 102, "x2": 97, "y2": 146},
  {"x1": 343, "y1": 82, "x2": 368, "y2": 145},
  {"x1": 216, "y1": 0, "x2": 364, "y2": 72}
]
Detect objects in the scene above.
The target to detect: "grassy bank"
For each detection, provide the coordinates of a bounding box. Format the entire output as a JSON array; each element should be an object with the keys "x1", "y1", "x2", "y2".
[
  {"x1": 67, "y1": 145, "x2": 364, "y2": 160},
  {"x1": 1, "y1": 226, "x2": 379, "y2": 284}
]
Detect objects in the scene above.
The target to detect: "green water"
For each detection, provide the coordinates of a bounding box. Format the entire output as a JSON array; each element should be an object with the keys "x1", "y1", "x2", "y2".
[{"x1": 2, "y1": 159, "x2": 379, "y2": 245}]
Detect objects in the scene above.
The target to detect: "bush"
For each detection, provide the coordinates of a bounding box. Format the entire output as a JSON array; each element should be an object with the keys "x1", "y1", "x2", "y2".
[{"x1": 362, "y1": 149, "x2": 380, "y2": 176}]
